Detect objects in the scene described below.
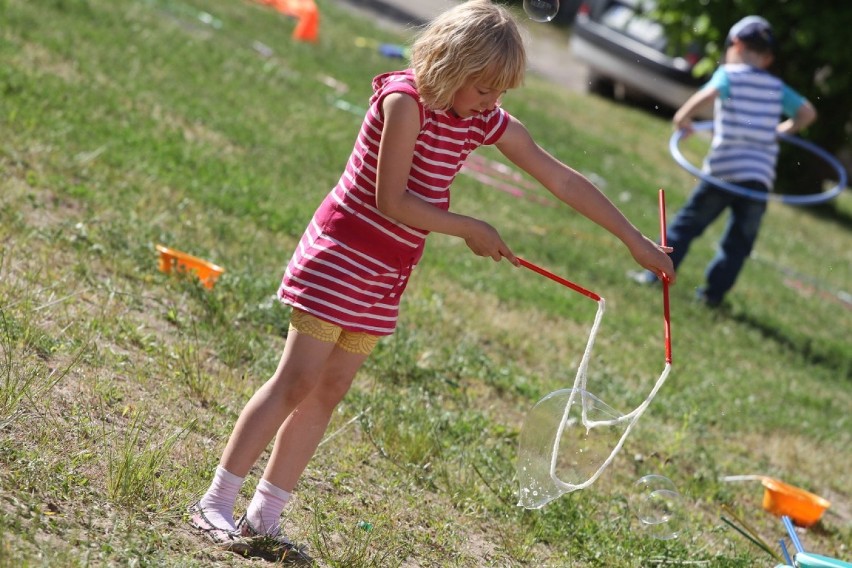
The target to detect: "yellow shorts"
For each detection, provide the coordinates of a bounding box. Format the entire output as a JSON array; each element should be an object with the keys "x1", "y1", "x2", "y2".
[{"x1": 289, "y1": 309, "x2": 379, "y2": 355}]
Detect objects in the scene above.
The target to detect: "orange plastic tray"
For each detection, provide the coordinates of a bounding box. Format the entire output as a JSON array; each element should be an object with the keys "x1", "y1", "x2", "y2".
[
  {"x1": 761, "y1": 477, "x2": 831, "y2": 527},
  {"x1": 156, "y1": 244, "x2": 224, "y2": 290}
]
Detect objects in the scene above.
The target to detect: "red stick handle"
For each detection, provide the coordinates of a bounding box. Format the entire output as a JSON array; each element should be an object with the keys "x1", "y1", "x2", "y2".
[
  {"x1": 517, "y1": 258, "x2": 601, "y2": 302},
  {"x1": 659, "y1": 189, "x2": 673, "y2": 364}
]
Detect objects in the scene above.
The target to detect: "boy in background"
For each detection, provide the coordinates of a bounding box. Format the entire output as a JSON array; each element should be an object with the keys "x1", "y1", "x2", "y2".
[{"x1": 633, "y1": 16, "x2": 816, "y2": 306}]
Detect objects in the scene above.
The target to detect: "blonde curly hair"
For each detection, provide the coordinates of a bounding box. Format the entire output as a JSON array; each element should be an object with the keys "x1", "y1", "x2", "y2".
[{"x1": 411, "y1": 0, "x2": 526, "y2": 110}]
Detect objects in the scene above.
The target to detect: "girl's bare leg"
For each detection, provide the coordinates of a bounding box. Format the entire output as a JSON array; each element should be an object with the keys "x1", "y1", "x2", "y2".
[
  {"x1": 219, "y1": 330, "x2": 340, "y2": 477},
  {"x1": 262, "y1": 345, "x2": 369, "y2": 491}
]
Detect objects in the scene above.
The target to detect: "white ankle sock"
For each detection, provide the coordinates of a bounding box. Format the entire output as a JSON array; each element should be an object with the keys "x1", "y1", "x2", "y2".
[
  {"x1": 246, "y1": 478, "x2": 292, "y2": 535},
  {"x1": 198, "y1": 465, "x2": 244, "y2": 531}
]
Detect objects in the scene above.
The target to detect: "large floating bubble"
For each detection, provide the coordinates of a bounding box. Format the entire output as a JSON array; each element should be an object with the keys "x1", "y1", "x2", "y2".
[{"x1": 517, "y1": 388, "x2": 629, "y2": 509}]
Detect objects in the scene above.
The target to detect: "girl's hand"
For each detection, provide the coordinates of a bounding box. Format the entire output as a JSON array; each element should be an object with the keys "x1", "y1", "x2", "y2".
[
  {"x1": 629, "y1": 236, "x2": 676, "y2": 284},
  {"x1": 462, "y1": 218, "x2": 518, "y2": 265}
]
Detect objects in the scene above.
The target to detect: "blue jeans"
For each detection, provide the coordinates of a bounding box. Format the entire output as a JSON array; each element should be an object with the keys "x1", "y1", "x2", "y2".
[{"x1": 666, "y1": 179, "x2": 768, "y2": 303}]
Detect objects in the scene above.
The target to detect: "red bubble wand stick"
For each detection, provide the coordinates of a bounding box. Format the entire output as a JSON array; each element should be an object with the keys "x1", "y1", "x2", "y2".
[{"x1": 515, "y1": 189, "x2": 673, "y2": 509}]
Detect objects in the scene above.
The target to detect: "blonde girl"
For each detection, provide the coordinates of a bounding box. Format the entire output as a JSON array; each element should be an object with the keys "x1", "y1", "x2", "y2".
[{"x1": 190, "y1": 0, "x2": 674, "y2": 559}]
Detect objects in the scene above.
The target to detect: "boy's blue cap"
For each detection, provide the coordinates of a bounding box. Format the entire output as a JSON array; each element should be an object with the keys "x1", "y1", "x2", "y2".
[{"x1": 726, "y1": 16, "x2": 776, "y2": 52}]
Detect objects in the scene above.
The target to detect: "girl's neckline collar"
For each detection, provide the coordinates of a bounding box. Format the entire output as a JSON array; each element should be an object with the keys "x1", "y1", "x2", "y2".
[{"x1": 437, "y1": 108, "x2": 472, "y2": 124}]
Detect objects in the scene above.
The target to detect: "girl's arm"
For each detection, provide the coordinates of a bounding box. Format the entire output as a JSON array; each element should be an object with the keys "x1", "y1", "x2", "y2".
[
  {"x1": 375, "y1": 93, "x2": 516, "y2": 263},
  {"x1": 495, "y1": 116, "x2": 675, "y2": 282}
]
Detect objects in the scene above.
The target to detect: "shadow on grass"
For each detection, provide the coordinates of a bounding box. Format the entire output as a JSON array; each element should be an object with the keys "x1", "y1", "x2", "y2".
[
  {"x1": 798, "y1": 200, "x2": 852, "y2": 232},
  {"x1": 335, "y1": 0, "x2": 427, "y2": 27},
  {"x1": 721, "y1": 308, "x2": 851, "y2": 382}
]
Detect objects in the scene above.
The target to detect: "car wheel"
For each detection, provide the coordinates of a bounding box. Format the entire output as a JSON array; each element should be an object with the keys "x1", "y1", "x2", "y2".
[{"x1": 586, "y1": 72, "x2": 615, "y2": 98}]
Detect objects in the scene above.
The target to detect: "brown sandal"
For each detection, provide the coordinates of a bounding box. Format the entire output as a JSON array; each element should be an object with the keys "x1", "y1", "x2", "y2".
[
  {"x1": 235, "y1": 514, "x2": 314, "y2": 565},
  {"x1": 188, "y1": 502, "x2": 249, "y2": 555}
]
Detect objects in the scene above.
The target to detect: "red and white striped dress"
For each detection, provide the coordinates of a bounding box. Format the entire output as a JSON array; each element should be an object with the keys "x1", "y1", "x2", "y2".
[{"x1": 278, "y1": 69, "x2": 510, "y2": 335}]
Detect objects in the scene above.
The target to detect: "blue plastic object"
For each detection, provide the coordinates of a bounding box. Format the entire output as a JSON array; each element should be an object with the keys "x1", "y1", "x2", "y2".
[
  {"x1": 669, "y1": 120, "x2": 848, "y2": 206},
  {"x1": 378, "y1": 43, "x2": 409, "y2": 59},
  {"x1": 796, "y1": 552, "x2": 852, "y2": 568},
  {"x1": 781, "y1": 539, "x2": 794, "y2": 565}
]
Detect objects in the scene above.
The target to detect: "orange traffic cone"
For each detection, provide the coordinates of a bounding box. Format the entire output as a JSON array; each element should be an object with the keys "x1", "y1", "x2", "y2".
[
  {"x1": 253, "y1": 0, "x2": 319, "y2": 42},
  {"x1": 292, "y1": 1, "x2": 318, "y2": 42}
]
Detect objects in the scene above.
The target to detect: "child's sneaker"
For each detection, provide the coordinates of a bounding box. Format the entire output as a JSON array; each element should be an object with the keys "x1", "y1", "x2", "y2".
[
  {"x1": 695, "y1": 287, "x2": 723, "y2": 308},
  {"x1": 627, "y1": 269, "x2": 660, "y2": 286},
  {"x1": 236, "y1": 514, "x2": 314, "y2": 565},
  {"x1": 188, "y1": 502, "x2": 249, "y2": 554}
]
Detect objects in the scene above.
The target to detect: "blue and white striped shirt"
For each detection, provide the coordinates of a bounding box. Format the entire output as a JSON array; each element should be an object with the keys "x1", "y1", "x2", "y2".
[{"x1": 704, "y1": 64, "x2": 806, "y2": 190}]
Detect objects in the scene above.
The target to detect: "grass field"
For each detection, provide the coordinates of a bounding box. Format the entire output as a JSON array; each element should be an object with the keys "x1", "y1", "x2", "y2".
[{"x1": 1, "y1": 0, "x2": 850, "y2": 566}]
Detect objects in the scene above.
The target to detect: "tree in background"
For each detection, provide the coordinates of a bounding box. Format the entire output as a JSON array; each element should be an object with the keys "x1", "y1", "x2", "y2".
[{"x1": 653, "y1": 0, "x2": 852, "y2": 200}]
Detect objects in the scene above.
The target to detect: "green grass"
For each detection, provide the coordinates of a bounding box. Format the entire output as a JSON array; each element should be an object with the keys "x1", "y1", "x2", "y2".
[{"x1": 1, "y1": 0, "x2": 850, "y2": 566}]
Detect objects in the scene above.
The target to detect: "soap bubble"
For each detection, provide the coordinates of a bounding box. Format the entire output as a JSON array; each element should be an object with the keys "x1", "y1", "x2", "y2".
[
  {"x1": 517, "y1": 388, "x2": 629, "y2": 509},
  {"x1": 523, "y1": 0, "x2": 560, "y2": 22},
  {"x1": 630, "y1": 475, "x2": 686, "y2": 540}
]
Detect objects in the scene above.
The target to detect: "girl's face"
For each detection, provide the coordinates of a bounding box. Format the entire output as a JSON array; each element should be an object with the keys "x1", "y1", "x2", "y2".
[{"x1": 450, "y1": 80, "x2": 506, "y2": 118}]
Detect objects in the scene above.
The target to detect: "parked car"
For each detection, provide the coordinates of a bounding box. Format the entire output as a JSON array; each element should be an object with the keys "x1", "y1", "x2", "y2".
[{"x1": 569, "y1": 0, "x2": 708, "y2": 111}]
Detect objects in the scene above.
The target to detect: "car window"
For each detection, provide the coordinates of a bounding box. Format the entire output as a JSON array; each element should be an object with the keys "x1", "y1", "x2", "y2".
[{"x1": 599, "y1": 1, "x2": 665, "y2": 51}]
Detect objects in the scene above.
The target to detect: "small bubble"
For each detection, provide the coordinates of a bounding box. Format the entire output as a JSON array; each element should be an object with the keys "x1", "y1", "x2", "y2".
[
  {"x1": 630, "y1": 475, "x2": 685, "y2": 540},
  {"x1": 523, "y1": 0, "x2": 559, "y2": 22}
]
